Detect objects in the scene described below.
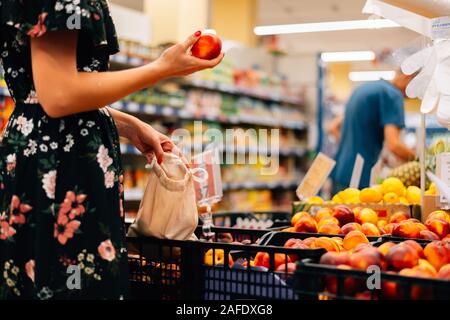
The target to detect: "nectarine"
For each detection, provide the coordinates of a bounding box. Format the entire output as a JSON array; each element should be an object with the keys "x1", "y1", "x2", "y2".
[
  {"x1": 423, "y1": 241, "x2": 450, "y2": 271},
  {"x1": 325, "y1": 264, "x2": 361, "y2": 296},
  {"x1": 350, "y1": 247, "x2": 385, "y2": 270},
  {"x1": 302, "y1": 237, "x2": 317, "y2": 247},
  {"x1": 292, "y1": 211, "x2": 311, "y2": 226},
  {"x1": 254, "y1": 252, "x2": 291, "y2": 269},
  {"x1": 320, "y1": 251, "x2": 351, "y2": 266},
  {"x1": 403, "y1": 240, "x2": 425, "y2": 258},
  {"x1": 318, "y1": 223, "x2": 342, "y2": 235},
  {"x1": 361, "y1": 223, "x2": 381, "y2": 237},
  {"x1": 385, "y1": 243, "x2": 419, "y2": 271},
  {"x1": 389, "y1": 211, "x2": 410, "y2": 224},
  {"x1": 425, "y1": 218, "x2": 450, "y2": 239},
  {"x1": 314, "y1": 237, "x2": 340, "y2": 252},
  {"x1": 392, "y1": 221, "x2": 424, "y2": 239},
  {"x1": 294, "y1": 217, "x2": 318, "y2": 233},
  {"x1": 341, "y1": 222, "x2": 363, "y2": 235},
  {"x1": 314, "y1": 207, "x2": 333, "y2": 223},
  {"x1": 437, "y1": 264, "x2": 450, "y2": 279},
  {"x1": 428, "y1": 210, "x2": 450, "y2": 225},
  {"x1": 357, "y1": 208, "x2": 378, "y2": 225},
  {"x1": 420, "y1": 230, "x2": 440, "y2": 241},
  {"x1": 332, "y1": 205, "x2": 355, "y2": 226},
  {"x1": 343, "y1": 231, "x2": 369, "y2": 251},
  {"x1": 378, "y1": 242, "x2": 395, "y2": 256},
  {"x1": 318, "y1": 217, "x2": 340, "y2": 228},
  {"x1": 383, "y1": 223, "x2": 398, "y2": 235}
]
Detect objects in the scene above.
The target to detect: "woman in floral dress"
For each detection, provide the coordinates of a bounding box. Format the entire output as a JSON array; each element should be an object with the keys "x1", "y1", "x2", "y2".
[{"x1": 0, "y1": 0, "x2": 223, "y2": 300}]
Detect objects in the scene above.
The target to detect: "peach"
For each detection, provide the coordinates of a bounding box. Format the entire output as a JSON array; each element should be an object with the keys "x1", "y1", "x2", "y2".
[
  {"x1": 357, "y1": 208, "x2": 378, "y2": 225},
  {"x1": 381, "y1": 271, "x2": 401, "y2": 300},
  {"x1": 314, "y1": 237, "x2": 340, "y2": 252},
  {"x1": 392, "y1": 221, "x2": 424, "y2": 239},
  {"x1": 275, "y1": 262, "x2": 297, "y2": 274},
  {"x1": 292, "y1": 211, "x2": 311, "y2": 226},
  {"x1": 428, "y1": 211, "x2": 450, "y2": 225},
  {"x1": 284, "y1": 238, "x2": 303, "y2": 248},
  {"x1": 424, "y1": 241, "x2": 450, "y2": 271},
  {"x1": 343, "y1": 231, "x2": 369, "y2": 251},
  {"x1": 318, "y1": 223, "x2": 342, "y2": 235},
  {"x1": 425, "y1": 218, "x2": 450, "y2": 239},
  {"x1": 341, "y1": 222, "x2": 362, "y2": 235},
  {"x1": 420, "y1": 230, "x2": 440, "y2": 241},
  {"x1": 389, "y1": 211, "x2": 410, "y2": 224},
  {"x1": 437, "y1": 264, "x2": 450, "y2": 279},
  {"x1": 378, "y1": 242, "x2": 396, "y2": 256},
  {"x1": 353, "y1": 243, "x2": 372, "y2": 253},
  {"x1": 254, "y1": 252, "x2": 291, "y2": 269},
  {"x1": 302, "y1": 237, "x2": 317, "y2": 247},
  {"x1": 386, "y1": 243, "x2": 419, "y2": 271},
  {"x1": 383, "y1": 223, "x2": 398, "y2": 235},
  {"x1": 332, "y1": 205, "x2": 355, "y2": 226},
  {"x1": 403, "y1": 240, "x2": 425, "y2": 258},
  {"x1": 399, "y1": 267, "x2": 434, "y2": 300},
  {"x1": 320, "y1": 251, "x2": 351, "y2": 266},
  {"x1": 325, "y1": 264, "x2": 361, "y2": 296},
  {"x1": 314, "y1": 207, "x2": 333, "y2": 223},
  {"x1": 361, "y1": 223, "x2": 381, "y2": 237},
  {"x1": 444, "y1": 234, "x2": 450, "y2": 242},
  {"x1": 350, "y1": 247, "x2": 385, "y2": 270},
  {"x1": 377, "y1": 219, "x2": 388, "y2": 230},
  {"x1": 318, "y1": 217, "x2": 340, "y2": 228},
  {"x1": 417, "y1": 259, "x2": 438, "y2": 276},
  {"x1": 294, "y1": 217, "x2": 318, "y2": 233}
]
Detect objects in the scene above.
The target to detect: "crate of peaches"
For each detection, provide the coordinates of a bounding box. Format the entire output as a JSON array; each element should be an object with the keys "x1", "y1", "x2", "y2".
[
  {"x1": 287, "y1": 204, "x2": 450, "y2": 241},
  {"x1": 294, "y1": 237, "x2": 450, "y2": 300},
  {"x1": 293, "y1": 177, "x2": 427, "y2": 220}
]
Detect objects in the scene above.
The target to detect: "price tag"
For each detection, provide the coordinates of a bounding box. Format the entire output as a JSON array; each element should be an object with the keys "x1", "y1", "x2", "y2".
[
  {"x1": 191, "y1": 147, "x2": 223, "y2": 206},
  {"x1": 349, "y1": 154, "x2": 364, "y2": 189},
  {"x1": 296, "y1": 152, "x2": 336, "y2": 200},
  {"x1": 431, "y1": 16, "x2": 450, "y2": 40}
]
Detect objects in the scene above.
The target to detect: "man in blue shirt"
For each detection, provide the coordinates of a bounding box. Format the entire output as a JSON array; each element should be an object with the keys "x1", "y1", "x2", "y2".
[{"x1": 332, "y1": 71, "x2": 416, "y2": 193}]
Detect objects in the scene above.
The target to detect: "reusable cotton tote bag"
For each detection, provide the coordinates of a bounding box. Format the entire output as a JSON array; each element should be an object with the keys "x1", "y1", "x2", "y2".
[{"x1": 127, "y1": 152, "x2": 205, "y2": 240}]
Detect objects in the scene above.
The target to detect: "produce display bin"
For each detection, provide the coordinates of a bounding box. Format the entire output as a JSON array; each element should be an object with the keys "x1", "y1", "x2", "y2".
[
  {"x1": 126, "y1": 232, "x2": 325, "y2": 300},
  {"x1": 210, "y1": 211, "x2": 292, "y2": 229},
  {"x1": 294, "y1": 258, "x2": 450, "y2": 300},
  {"x1": 294, "y1": 237, "x2": 449, "y2": 300},
  {"x1": 292, "y1": 202, "x2": 422, "y2": 221}
]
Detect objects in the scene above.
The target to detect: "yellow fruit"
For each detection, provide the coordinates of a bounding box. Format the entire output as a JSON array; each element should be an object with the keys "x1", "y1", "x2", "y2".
[
  {"x1": 306, "y1": 196, "x2": 324, "y2": 205},
  {"x1": 406, "y1": 186, "x2": 421, "y2": 205},
  {"x1": 359, "y1": 187, "x2": 383, "y2": 203},
  {"x1": 383, "y1": 192, "x2": 399, "y2": 204},
  {"x1": 381, "y1": 177, "x2": 405, "y2": 197},
  {"x1": 344, "y1": 197, "x2": 360, "y2": 204},
  {"x1": 372, "y1": 184, "x2": 383, "y2": 195},
  {"x1": 425, "y1": 189, "x2": 435, "y2": 196},
  {"x1": 331, "y1": 194, "x2": 342, "y2": 204},
  {"x1": 339, "y1": 188, "x2": 360, "y2": 202},
  {"x1": 399, "y1": 197, "x2": 409, "y2": 205}
]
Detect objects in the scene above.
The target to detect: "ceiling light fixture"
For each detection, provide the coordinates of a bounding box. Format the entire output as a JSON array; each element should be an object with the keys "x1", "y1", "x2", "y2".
[
  {"x1": 321, "y1": 51, "x2": 376, "y2": 62},
  {"x1": 254, "y1": 19, "x2": 400, "y2": 36},
  {"x1": 349, "y1": 70, "x2": 396, "y2": 82}
]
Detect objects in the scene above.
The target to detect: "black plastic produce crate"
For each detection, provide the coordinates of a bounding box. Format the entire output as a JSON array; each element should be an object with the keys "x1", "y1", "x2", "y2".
[
  {"x1": 126, "y1": 231, "x2": 325, "y2": 300},
  {"x1": 295, "y1": 259, "x2": 450, "y2": 300},
  {"x1": 209, "y1": 211, "x2": 291, "y2": 229}
]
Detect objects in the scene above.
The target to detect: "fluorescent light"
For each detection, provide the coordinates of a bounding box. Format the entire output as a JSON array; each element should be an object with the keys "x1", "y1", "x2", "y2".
[
  {"x1": 254, "y1": 19, "x2": 400, "y2": 36},
  {"x1": 349, "y1": 71, "x2": 396, "y2": 82},
  {"x1": 321, "y1": 51, "x2": 376, "y2": 62}
]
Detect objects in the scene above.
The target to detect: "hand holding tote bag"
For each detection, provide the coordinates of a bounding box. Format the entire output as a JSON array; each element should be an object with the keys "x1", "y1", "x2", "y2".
[{"x1": 127, "y1": 152, "x2": 205, "y2": 240}]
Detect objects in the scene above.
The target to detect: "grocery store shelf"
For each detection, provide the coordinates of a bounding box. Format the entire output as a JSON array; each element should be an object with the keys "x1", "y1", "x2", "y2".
[
  {"x1": 110, "y1": 60, "x2": 302, "y2": 106},
  {"x1": 183, "y1": 79, "x2": 303, "y2": 106},
  {"x1": 111, "y1": 100, "x2": 307, "y2": 130},
  {"x1": 223, "y1": 180, "x2": 299, "y2": 191},
  {"x1": 120, "y1": 143, "x2": 306, "y2": 157},
  {"x1": 124, "y1": 180, "x2": 299, "y2": 201}
]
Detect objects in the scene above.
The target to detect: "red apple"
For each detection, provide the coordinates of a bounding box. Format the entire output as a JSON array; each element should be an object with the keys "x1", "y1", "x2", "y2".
[{"x1": 191, "y1": 33, "x2": 222, "y2": 60}]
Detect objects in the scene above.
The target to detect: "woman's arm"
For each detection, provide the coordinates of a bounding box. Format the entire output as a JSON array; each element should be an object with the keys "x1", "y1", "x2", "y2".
[{"x1": 31, "y1": 30, "x2": 223, "y2": 118}]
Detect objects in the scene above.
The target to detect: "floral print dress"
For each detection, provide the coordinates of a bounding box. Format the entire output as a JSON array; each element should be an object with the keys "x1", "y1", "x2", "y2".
[{"x1": 0, "y1": 0, "x2": 129, "y2": 299}]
